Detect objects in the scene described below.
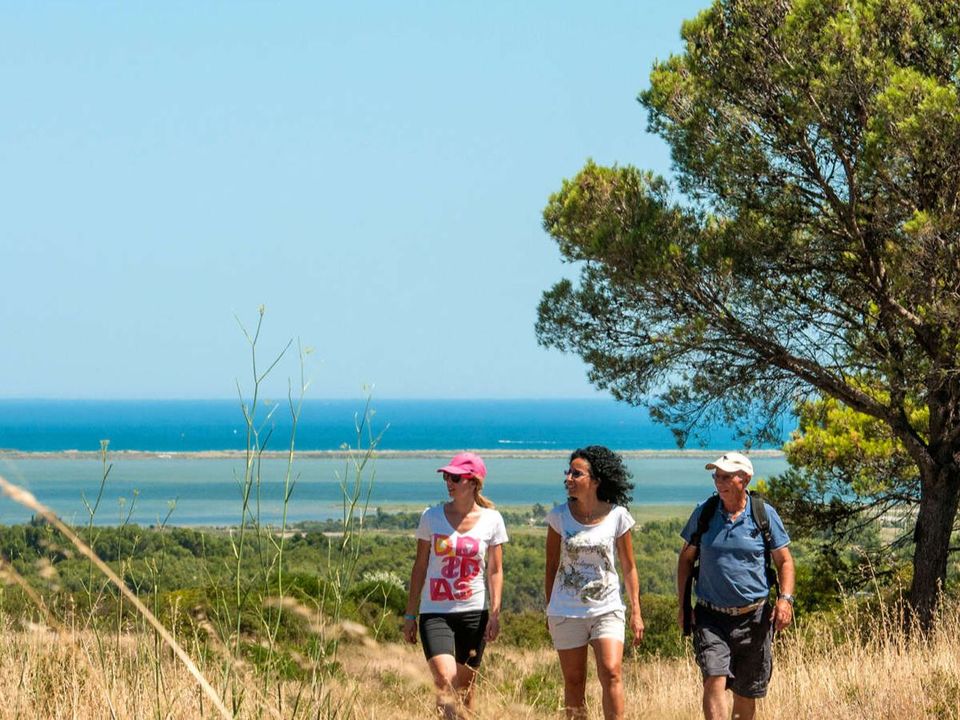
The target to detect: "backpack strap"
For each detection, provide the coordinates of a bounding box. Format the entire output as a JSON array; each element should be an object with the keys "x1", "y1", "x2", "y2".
[
  {"x1": 748, "y1": 491, "x2": 779, "y2": 596},
  {"x1": 683, "y1": 494, "x2": 720, "y2": 636},
  {"x1": 690, "y1": 494, "x2": 721, "y2": 582},
  {"x1": 690, "y1": 494, "x2": 721, "y2": 550}
]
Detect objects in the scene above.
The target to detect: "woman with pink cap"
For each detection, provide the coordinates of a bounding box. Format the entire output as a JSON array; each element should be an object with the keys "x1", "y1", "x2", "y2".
[{"x1": 403, "y1": 451, "x2": 508, "y2": 719}]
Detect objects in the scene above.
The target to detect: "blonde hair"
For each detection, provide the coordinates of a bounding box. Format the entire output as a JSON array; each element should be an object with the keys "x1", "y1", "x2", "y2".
[{"x1": 471, "y1": 476, "x2": 495, "y2": 509}]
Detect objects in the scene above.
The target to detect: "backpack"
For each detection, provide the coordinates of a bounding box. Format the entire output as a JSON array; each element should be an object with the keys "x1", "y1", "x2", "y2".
[{"x1": 681, "y1": 491, "x2": 779, "y2": 636}]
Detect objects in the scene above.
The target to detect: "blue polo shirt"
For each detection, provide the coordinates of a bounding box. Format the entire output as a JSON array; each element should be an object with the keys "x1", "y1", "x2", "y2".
[{"x1": 680, "y1": 495, "x2": 790, "y2": 608}]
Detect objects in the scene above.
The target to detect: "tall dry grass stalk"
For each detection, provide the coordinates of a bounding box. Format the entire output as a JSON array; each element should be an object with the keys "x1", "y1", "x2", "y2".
[
  {"x1": 0, "y1": 310, "x2": 388, "y2": 719},
  {"x1": 224, "y1": 310, "x2": 385, "y2": 710},
  {"x1": 0, "y1": 620, "x2": 303, "y2": 719},
  {"x1": 0, "y1": 472, "x2": 234, "y2": 720}
]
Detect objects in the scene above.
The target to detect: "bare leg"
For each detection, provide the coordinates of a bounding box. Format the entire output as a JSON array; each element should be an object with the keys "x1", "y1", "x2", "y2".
[
  {"x1": 427, "y1": 654, "x2": 460, "y2": 719},
  {"x1": 731, "y1": 692, "x2": 756, "y2": 720},
  {"x1": 591, "y1": 637, "x2": 625, "y2": 719},
  {"x1": 454, "y1": 663, "x2": 478, "y2": 715},
  {"x1": 702, "y1": 676, "x2": 728, "y2": 720},
  {"x1": 556, "y1": 645, "x2": 589, "y2": 719}
]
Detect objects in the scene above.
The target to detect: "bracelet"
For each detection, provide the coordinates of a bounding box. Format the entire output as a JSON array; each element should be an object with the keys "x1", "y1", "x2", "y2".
[{"x1": 403, "y1": 614, "x2": 417, "y2": 621}]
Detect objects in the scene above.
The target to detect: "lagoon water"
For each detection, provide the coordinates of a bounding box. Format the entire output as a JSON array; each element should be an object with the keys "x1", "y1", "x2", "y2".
[
  {"x1": 0, "y1": 455, "x2": 790, "y2": 526},
  {"x1": 0, "y1": 400, "x2": 791, "y2": 526}
]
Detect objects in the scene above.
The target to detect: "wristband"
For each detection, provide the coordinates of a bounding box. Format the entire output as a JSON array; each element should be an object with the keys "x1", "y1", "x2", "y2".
[{"x1": 403, "y1": 614, "x2": 417, "y2": 621}]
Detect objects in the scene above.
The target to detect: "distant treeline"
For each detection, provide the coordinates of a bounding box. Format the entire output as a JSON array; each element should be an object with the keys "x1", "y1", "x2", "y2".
[
  {"x1": 0, "y1": 508, "x2": 889, "y2": 659},
  {"x1": 296, "y1": 504, "x2": 552, "y2": 532},
  {"x1": 0, "y1": 511, "x2": 687, "y2": 656}
]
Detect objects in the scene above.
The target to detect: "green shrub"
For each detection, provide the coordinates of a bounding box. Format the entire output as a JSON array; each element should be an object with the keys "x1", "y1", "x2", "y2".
[
  {"x1": 499, "y1": 609, "x2": 551, "y2": 648},
  {"x1": 630, "y1": 593, "x2": 685, "y2": 658}
]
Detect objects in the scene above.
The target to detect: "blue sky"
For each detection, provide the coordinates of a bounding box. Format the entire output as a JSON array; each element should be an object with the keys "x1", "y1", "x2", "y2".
[{"x1": 1, "y1": 1, "x2": 708, "y2": 399}]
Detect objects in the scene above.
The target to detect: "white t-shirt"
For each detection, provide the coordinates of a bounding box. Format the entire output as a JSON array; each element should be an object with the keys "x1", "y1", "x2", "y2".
[
  {"x1": 415, "y1": 505, "x2": 509, "y2": 614},
  {"x1": 546, "y1": 503, "x2": 636, "y2": 618}
]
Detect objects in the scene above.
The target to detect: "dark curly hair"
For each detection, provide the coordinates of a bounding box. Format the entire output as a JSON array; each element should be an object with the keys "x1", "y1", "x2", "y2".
[{"x1": 571, "y1": 445, "x2": 634, "y2": 507}]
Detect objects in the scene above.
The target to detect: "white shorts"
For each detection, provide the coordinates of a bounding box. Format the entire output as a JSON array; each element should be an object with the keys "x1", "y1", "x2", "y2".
[{"x1": 547, "y1": 609, "x2": 625, "y2": 650}]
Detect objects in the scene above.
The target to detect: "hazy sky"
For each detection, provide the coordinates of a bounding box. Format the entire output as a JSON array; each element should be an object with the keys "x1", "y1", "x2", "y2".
[{"x1": 2, "y1": 1, "x2": 707, "y2": 399}]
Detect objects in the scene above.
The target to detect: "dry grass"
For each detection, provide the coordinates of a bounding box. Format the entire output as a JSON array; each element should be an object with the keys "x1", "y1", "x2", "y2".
[
  {"x1": 317, "y1": 604, "x2": 960, "y2": 720},
  {"x1": 0, "y1": 621, "x2": 216, "y2": 719},
  {"x1": 2, "y1": 600, "x2": 959, "y2": 719}
]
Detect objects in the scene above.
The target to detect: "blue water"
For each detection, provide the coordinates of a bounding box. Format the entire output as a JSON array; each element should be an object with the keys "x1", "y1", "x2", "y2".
[
  {"x1": 0, "y1": 400, "x2": 792, "y2": 526},
  {"x1": 0, "y1": 399, "x2": 791, "y2": 452},
  {"x1": 0, "y1": 455, "x2": 791, "y2": 526}
]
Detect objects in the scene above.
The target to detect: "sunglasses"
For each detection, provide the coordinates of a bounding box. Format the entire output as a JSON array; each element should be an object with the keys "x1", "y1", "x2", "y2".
[
  {"x1": 712, "y1": 471, "x2": 742, "y2": 483},
  {"x1": 563, "y1": 468, "x2": 588, "y2": 479},
  {"x1": 443, "y1": 472, "x2": 472, "y2": 484}
]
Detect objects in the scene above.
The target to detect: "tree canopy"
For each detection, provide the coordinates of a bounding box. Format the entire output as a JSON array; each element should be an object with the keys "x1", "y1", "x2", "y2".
[
  {"x1": 763, "y1": 395, "x2": 920, "y2": 587},
  {"x1": 536, "y1": 0, "x2": 960, "y2": 629}
]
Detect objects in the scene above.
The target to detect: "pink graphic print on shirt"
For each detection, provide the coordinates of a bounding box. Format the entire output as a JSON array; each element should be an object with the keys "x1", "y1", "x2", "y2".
[{"x1": 429, "y1": 534, "x2": 481, "y2": 602}]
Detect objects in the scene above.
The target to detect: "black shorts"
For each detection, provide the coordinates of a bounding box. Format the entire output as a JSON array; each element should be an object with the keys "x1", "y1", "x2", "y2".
[
  {"x1": 419, "y1": 610, "x2": 489, "y2": 668},
  {"x1": 692, "y1": 603, "x2": 774, "y2": 698}
]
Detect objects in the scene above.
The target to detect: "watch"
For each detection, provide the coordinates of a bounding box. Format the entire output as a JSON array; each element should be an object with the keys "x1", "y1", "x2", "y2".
[{"x1": 778, "y1": 593, "x2": 795, "y2": 605}]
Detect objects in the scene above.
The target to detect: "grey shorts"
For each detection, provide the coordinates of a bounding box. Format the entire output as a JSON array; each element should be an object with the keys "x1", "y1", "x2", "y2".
[{"x1": 692, "y1": 602, "x2": 773, "y2": 698}]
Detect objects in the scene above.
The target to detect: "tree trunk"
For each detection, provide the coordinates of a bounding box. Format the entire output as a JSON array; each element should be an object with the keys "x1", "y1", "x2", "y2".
[{"x1": 909, "y1": 459, "x2": 960, "y2": 632}]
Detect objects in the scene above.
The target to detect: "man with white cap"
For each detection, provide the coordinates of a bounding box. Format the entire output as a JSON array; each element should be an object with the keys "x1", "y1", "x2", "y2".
[{"x1": 676, "y1": 452, "x2": 795, "y2": 720}]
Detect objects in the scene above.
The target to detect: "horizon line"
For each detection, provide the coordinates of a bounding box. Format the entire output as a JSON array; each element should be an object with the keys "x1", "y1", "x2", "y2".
[{"x1": 0, "y1": 396, "x2": 629, "y2": 403}]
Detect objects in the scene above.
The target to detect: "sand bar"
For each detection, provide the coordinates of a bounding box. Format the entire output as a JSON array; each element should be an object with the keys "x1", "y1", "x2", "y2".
[{"x1": 0, "y1": 448, "x2": 784, "y2": 461}]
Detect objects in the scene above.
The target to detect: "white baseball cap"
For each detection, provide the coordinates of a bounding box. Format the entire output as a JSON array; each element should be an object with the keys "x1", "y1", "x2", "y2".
[{"x1": 705, "y1": 451, "x2": 754, "y2": 477}]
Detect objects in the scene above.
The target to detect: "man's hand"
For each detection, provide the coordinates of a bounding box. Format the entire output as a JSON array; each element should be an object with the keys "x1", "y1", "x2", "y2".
[
  {"x1": 677, "y1": 605, "x2": 695, "y2": 633},
  {"x1": 772, "y1": 598, "x2": 793, "y2": 631}
]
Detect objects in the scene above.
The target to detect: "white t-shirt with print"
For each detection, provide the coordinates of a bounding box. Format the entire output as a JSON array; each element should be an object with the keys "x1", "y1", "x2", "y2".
[
  {"x1": 546, "y1": 503, "x2": 636, "y2": 618},
  {"x1": 415, "y1": 505, "x2": 509, "y2": 614}
]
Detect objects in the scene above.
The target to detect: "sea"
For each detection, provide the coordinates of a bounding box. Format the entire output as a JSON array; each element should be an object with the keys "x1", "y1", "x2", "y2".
[{"x1": 0, "y1": 399, "x2": 792, "y2": 526}]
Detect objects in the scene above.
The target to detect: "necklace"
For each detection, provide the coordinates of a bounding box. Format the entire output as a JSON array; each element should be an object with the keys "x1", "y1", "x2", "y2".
[{"x1": 571, "y1": 501, "x2": 604, "y2": 524}]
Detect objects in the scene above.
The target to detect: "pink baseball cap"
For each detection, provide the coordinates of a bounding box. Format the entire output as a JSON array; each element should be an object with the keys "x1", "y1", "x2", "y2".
[{"x1": 437, "y1": 452, "x2": 487, "y2": 480}]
